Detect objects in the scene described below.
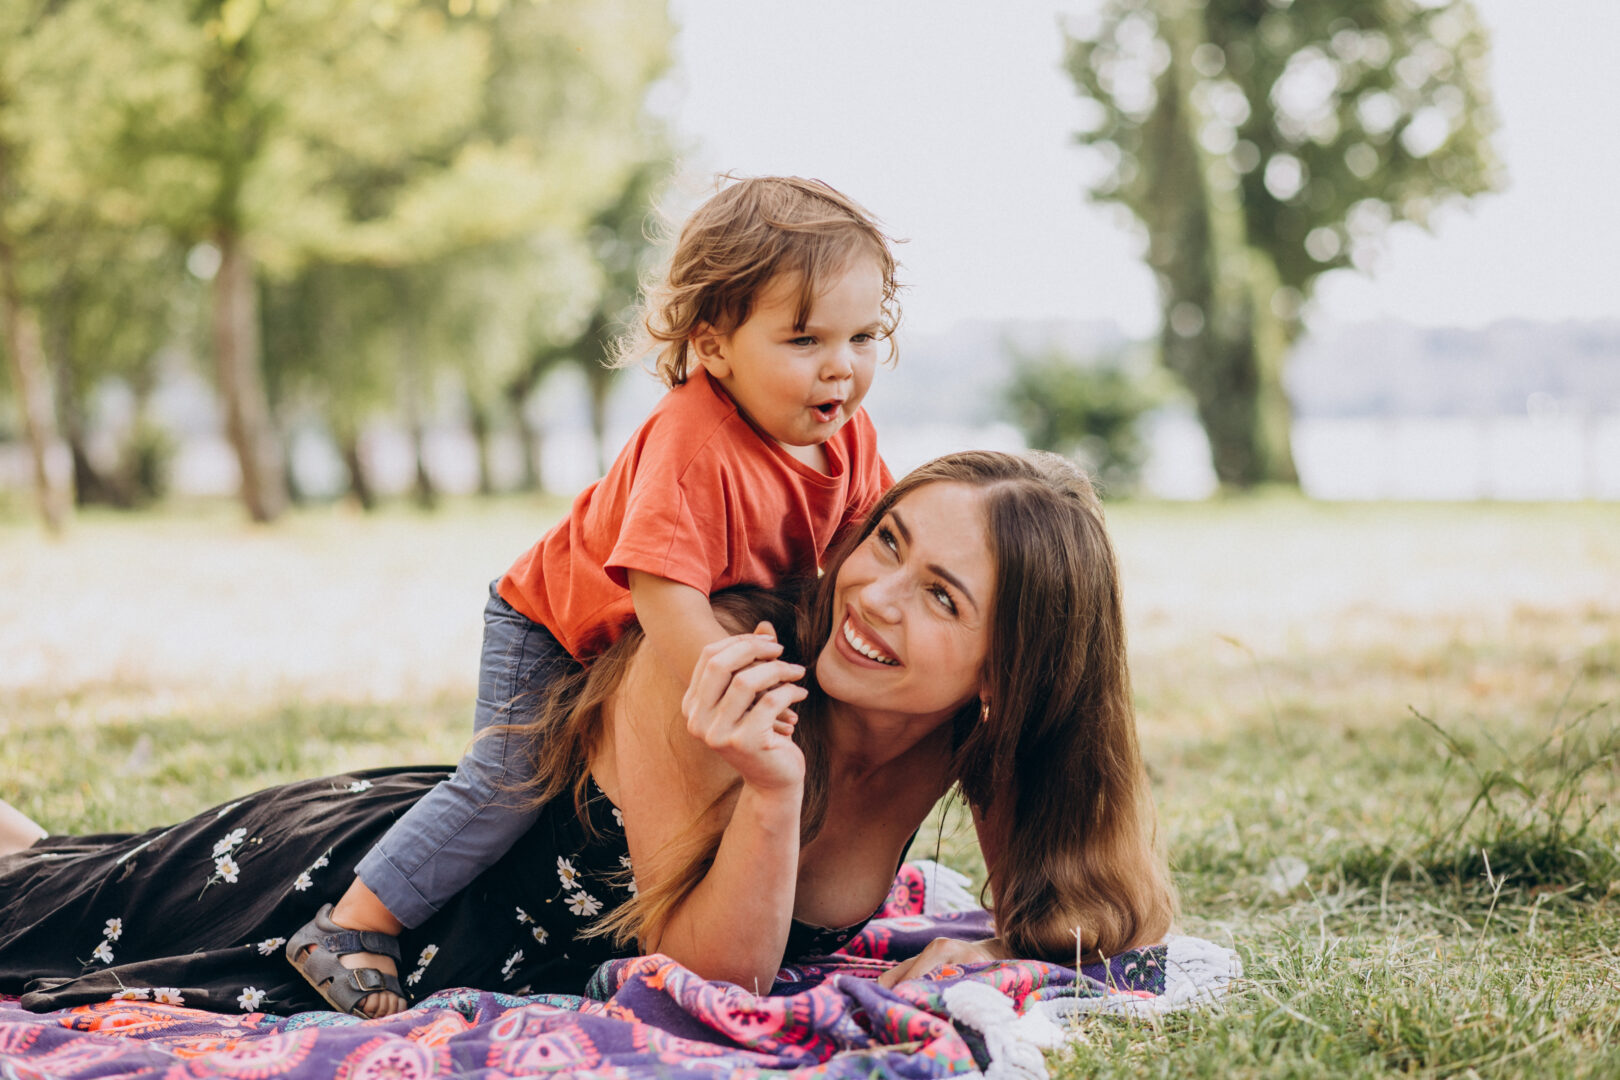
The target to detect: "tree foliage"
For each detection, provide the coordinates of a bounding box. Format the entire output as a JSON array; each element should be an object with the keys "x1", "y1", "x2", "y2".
[
  {"x1": 1064, "y1": 0, "x2": 1499, "y2": 488},
  {"x1": 1002, "y1": 344, "x2": 1163, "y2": 494},
  {"x1": 2, "y1": 0, "x2": 674, "y2": 524}
]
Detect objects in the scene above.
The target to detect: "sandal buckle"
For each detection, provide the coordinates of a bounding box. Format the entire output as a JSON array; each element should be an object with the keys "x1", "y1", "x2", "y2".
[{"x1": 348, "y1": 968, "x2": 387, "y2": 993}]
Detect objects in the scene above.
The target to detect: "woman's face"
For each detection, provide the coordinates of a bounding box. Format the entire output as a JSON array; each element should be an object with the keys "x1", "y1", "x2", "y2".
[{"x1": 815, "y1": 481, "x2": 996, "y2": 728}]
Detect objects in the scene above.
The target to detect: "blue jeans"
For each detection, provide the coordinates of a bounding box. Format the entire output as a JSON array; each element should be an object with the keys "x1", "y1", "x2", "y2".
[{"x1": 354, "y1": 581, "x2": 576, "y2": 928}]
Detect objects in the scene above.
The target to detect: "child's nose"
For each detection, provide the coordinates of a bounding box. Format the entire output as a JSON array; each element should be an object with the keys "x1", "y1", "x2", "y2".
[{"x1": 822, "y1": 344, "x2": 855, "y2": 380}]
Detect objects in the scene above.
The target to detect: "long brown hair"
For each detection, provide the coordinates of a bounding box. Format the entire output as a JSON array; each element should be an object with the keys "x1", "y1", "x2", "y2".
[
  {"x1": 612, "y1": 175, "x2": 903, "y2": 386},
  {"x1": 796, "y1": 450, "x2": 1175, "y2": 961}
]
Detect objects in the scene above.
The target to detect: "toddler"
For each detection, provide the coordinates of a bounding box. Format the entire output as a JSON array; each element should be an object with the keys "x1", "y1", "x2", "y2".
[{"x1": 288, "y1": 176, "x2": 900, "y2": 1015}]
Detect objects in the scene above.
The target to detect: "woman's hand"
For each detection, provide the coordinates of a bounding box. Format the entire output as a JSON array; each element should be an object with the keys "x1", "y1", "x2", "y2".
[
  {"x1": 877, "y1": 937, "x2": 1008, "y2": 988},
  {"x1": 680, "y1": 622, "x2": 808, "y2": 793}
]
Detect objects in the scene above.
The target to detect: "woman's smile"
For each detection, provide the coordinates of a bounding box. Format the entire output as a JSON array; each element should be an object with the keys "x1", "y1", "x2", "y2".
[{"x1": 839, "y1": 611, "x2": 899, "y2": 666}]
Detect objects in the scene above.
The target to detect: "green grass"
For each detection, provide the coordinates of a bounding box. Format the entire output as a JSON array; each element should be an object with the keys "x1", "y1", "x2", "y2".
[{"x1": 5, "y1": 495, "x2": 1619, "y2": 1078}]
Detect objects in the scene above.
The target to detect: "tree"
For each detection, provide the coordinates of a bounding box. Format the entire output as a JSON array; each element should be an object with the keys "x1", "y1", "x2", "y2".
[
  {"x1": 450, "y1": 0, "x2": 674, "y2": 493},
  {"x1": 0, "y1": 0, "x2": 71, "y2": 532},
  {"x1": 265, "y1": 0, "x2": 673, "y2": 505},
  {"x1": 41, "y1": 228, "x2": 192, "y2": 508},
  {"x1": 18, "y1": 0, "x2": 492, "y2": 521},
  {"x1": 1002, "y1": 343, "x2": 1163, "y2": 494},
  {"x1": 1064, "y1": 0, "x2": 1499, "y2": 487},
  {"x1": 506, "y1": 159, "x2": 672, "y2": 486}
]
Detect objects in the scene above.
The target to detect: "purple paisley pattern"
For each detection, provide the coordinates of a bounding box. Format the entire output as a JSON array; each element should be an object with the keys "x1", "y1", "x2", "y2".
[{"x1": 0, "y1": 864, "x2": 1169, "y2": 1080}]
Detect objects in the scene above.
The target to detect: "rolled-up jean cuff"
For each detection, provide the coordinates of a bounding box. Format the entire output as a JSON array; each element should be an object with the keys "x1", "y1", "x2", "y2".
[{"x1": 355, "y1": 845, "x2": 439, "y2": 930}]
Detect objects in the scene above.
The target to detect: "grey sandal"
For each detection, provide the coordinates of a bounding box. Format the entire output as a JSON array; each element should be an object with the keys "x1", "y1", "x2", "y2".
[{"x1": 286, "y1": 903, "x2": 406, "y2": 1016}]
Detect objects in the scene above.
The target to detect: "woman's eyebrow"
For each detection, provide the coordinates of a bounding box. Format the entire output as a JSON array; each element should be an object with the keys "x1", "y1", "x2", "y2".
[
  {"x1": 889, "y1": 510, "x2": 912, "y2": 546},
  {"x1": 890, "y1": 510, "x2": 979, "y2": 612},
  {"x1": 931, "y1": 565, "x2": 978, "y2": 611}
]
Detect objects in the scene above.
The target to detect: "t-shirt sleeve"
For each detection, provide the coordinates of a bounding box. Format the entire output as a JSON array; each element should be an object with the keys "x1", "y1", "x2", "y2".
[{"x1": 603, "y1": 431, "x2": 731, "y2": 596}]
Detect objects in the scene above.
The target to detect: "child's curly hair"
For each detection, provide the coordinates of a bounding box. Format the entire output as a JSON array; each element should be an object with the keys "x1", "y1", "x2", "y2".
[{"x1": 613, "y1": 175, "x2": 902, "y2": 388}]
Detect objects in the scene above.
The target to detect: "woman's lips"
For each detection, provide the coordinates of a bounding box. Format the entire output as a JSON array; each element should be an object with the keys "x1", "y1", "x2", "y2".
[{"x1": 839, "y1": 611, "x2": 899, "y2": 666}]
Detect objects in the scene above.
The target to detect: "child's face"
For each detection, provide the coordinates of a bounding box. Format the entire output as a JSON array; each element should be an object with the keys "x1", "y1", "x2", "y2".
[{"x1": 693, "y1": 256, "x2": 884, "y2": 461}]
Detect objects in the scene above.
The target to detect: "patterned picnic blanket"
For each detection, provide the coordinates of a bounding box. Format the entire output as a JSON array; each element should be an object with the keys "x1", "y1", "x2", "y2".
[{"x1": 0, "y1": 862, "x2": 1238, "y2": 1080}]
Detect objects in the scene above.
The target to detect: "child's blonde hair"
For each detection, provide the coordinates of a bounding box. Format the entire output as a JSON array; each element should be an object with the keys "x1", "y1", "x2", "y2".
[{"x1": 614, "y1": 175, "x2": 902, "y2": 387}]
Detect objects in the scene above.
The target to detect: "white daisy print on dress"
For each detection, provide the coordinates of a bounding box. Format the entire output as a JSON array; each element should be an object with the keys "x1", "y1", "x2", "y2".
[
  {"x1": 289, "y1": 848, "x2": 330, "y2": 895},
  {"x1": 200, "y1": 825, "x2": 252, "y2": 894},
  {"x1": 346, "y1": 779, "x2": 373, "y2": 794},
  {"x1": 91, "y1": 941, "x2": 114, "y2": 965},
  {"x1": 501, "y1": 949, "x2": 523, "y2": 981},
  {"x1": 567, "y1": 891, "x2": 602, "y2": 917},
  {"x1": 556, "y1": 857, "x2": 578, "y2": 890},
  {"x1": 237, "y1": 986, "x2": 266, "y2": 1011},
  {"x1": 153, "y1": 988, "x2": 186, "y2": 1005},
  {"x1": 531, "y1": 925, "x2": 549, "y2": 945},
  {"x1": 256, "y1": 937, "x2": 286, "y2": 957},
  {"x1": 111, "y1": 988, "x2": 150, "y2": 1001},
  {"x1": 103, "y1": 918, "x2": 124, "y2": 942},
  {"x1": 405, "y1": 943, "x2": 439, "y2": 987}
]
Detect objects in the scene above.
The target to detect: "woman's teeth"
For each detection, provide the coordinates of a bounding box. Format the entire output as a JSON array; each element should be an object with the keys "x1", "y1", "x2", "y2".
[{"x1": 843, "y1": 619, "x2": 898, "y2": 665}]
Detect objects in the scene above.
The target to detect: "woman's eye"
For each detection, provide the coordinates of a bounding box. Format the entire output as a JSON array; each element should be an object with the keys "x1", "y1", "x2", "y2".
[
  {"x1": 929, "y1": 584, "x2": 957, "y2": 614},
  {"x1": 876, "y1": 525, "x2": 898, "y2": 553}
]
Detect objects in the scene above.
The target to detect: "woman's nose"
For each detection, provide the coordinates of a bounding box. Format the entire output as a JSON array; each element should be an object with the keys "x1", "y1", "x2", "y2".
[{"x1": 858, "y1": 569, "x2": 905, "y2": 623}]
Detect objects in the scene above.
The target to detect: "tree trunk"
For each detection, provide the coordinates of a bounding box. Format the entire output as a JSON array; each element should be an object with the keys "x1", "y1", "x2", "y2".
[
  {"x1": 52, "y1": 354, "x2": 134, "y2": 509},
  {"x1": 212, "y1": 229, "x2": 287, "y2": 522},
  {"x1": 467, "y1": 394, "x2": 496, "y2": 496},
  {"x1": 1144, "y1": 7, "x2": 1297, "y2": 489},
  {"x1": 338, "y1": 428, "x2": 376, "y2": 511},
  {"x1": 506, "y1": 379, "x2": 543, "y2": 493},
  {"x1": 398, "y1": 331, "x2": 437, "y2": 510},
  {"x1": 0, "y1": 242, "x2": 71, "y2": 532},
  {"x1": 584, "y1": 357, "x2": 615, "y2": 478}
]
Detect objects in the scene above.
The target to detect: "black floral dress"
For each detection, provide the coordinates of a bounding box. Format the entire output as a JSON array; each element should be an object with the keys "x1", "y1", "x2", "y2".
[
  {"x1": 0, "y1": 767, "x2": 876, "y2": 1014},
  {"x1": 0, "y1": 768, "x2": 639, "y2": 1013}
]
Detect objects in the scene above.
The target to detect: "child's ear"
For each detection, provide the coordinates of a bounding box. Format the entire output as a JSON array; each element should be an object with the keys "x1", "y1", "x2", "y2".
[{"x1": 690, "y1": 322, "x2": 731, "y2": 379}]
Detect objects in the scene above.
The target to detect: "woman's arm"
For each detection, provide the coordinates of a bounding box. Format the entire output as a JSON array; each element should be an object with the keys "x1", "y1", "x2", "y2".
[{"x1": 609, "y1": 626, "x2": 809, "y2": 991}]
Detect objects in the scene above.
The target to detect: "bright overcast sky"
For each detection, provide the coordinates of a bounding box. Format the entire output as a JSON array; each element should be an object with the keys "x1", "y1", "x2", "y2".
[{"x1": 660, "y1": 0, "x2": 1620, "y2": 338}]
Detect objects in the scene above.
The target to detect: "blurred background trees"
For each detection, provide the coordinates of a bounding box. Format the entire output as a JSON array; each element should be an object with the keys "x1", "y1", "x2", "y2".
[
  {"x1": 1, "y1": 0, "x2": 671, "y2": 524},
  {"x1": 1002, "y1": 342, "x2": 1164, "y2": 493},
  {"x1": 1064, "y1": 0, "x2": 1499, "y2": 488},
  {"x1": 1, "y1": 0, "x2": 1512, "y2": 523}
]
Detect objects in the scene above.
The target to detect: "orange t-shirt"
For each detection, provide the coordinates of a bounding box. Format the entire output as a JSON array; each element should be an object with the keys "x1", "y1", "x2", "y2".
[{"x1": 499, "y1": 371, "x2": 892, "y2": 660}]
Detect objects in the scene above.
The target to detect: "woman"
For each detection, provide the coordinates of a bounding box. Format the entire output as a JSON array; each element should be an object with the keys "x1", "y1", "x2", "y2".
[{"x1": 0, "y1": 451, "x2": 1174, "y2": 1012}]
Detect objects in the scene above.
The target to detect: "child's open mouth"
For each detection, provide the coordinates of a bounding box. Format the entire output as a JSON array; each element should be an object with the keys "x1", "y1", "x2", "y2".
[{"x1": 812, "y1": 400, "x2": 842, "y2": 422}]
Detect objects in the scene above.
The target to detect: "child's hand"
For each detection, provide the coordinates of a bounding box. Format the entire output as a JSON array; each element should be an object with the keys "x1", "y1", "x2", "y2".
[{"x1": 680, "y1": 622, "x2": 807, "y2": 793}]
